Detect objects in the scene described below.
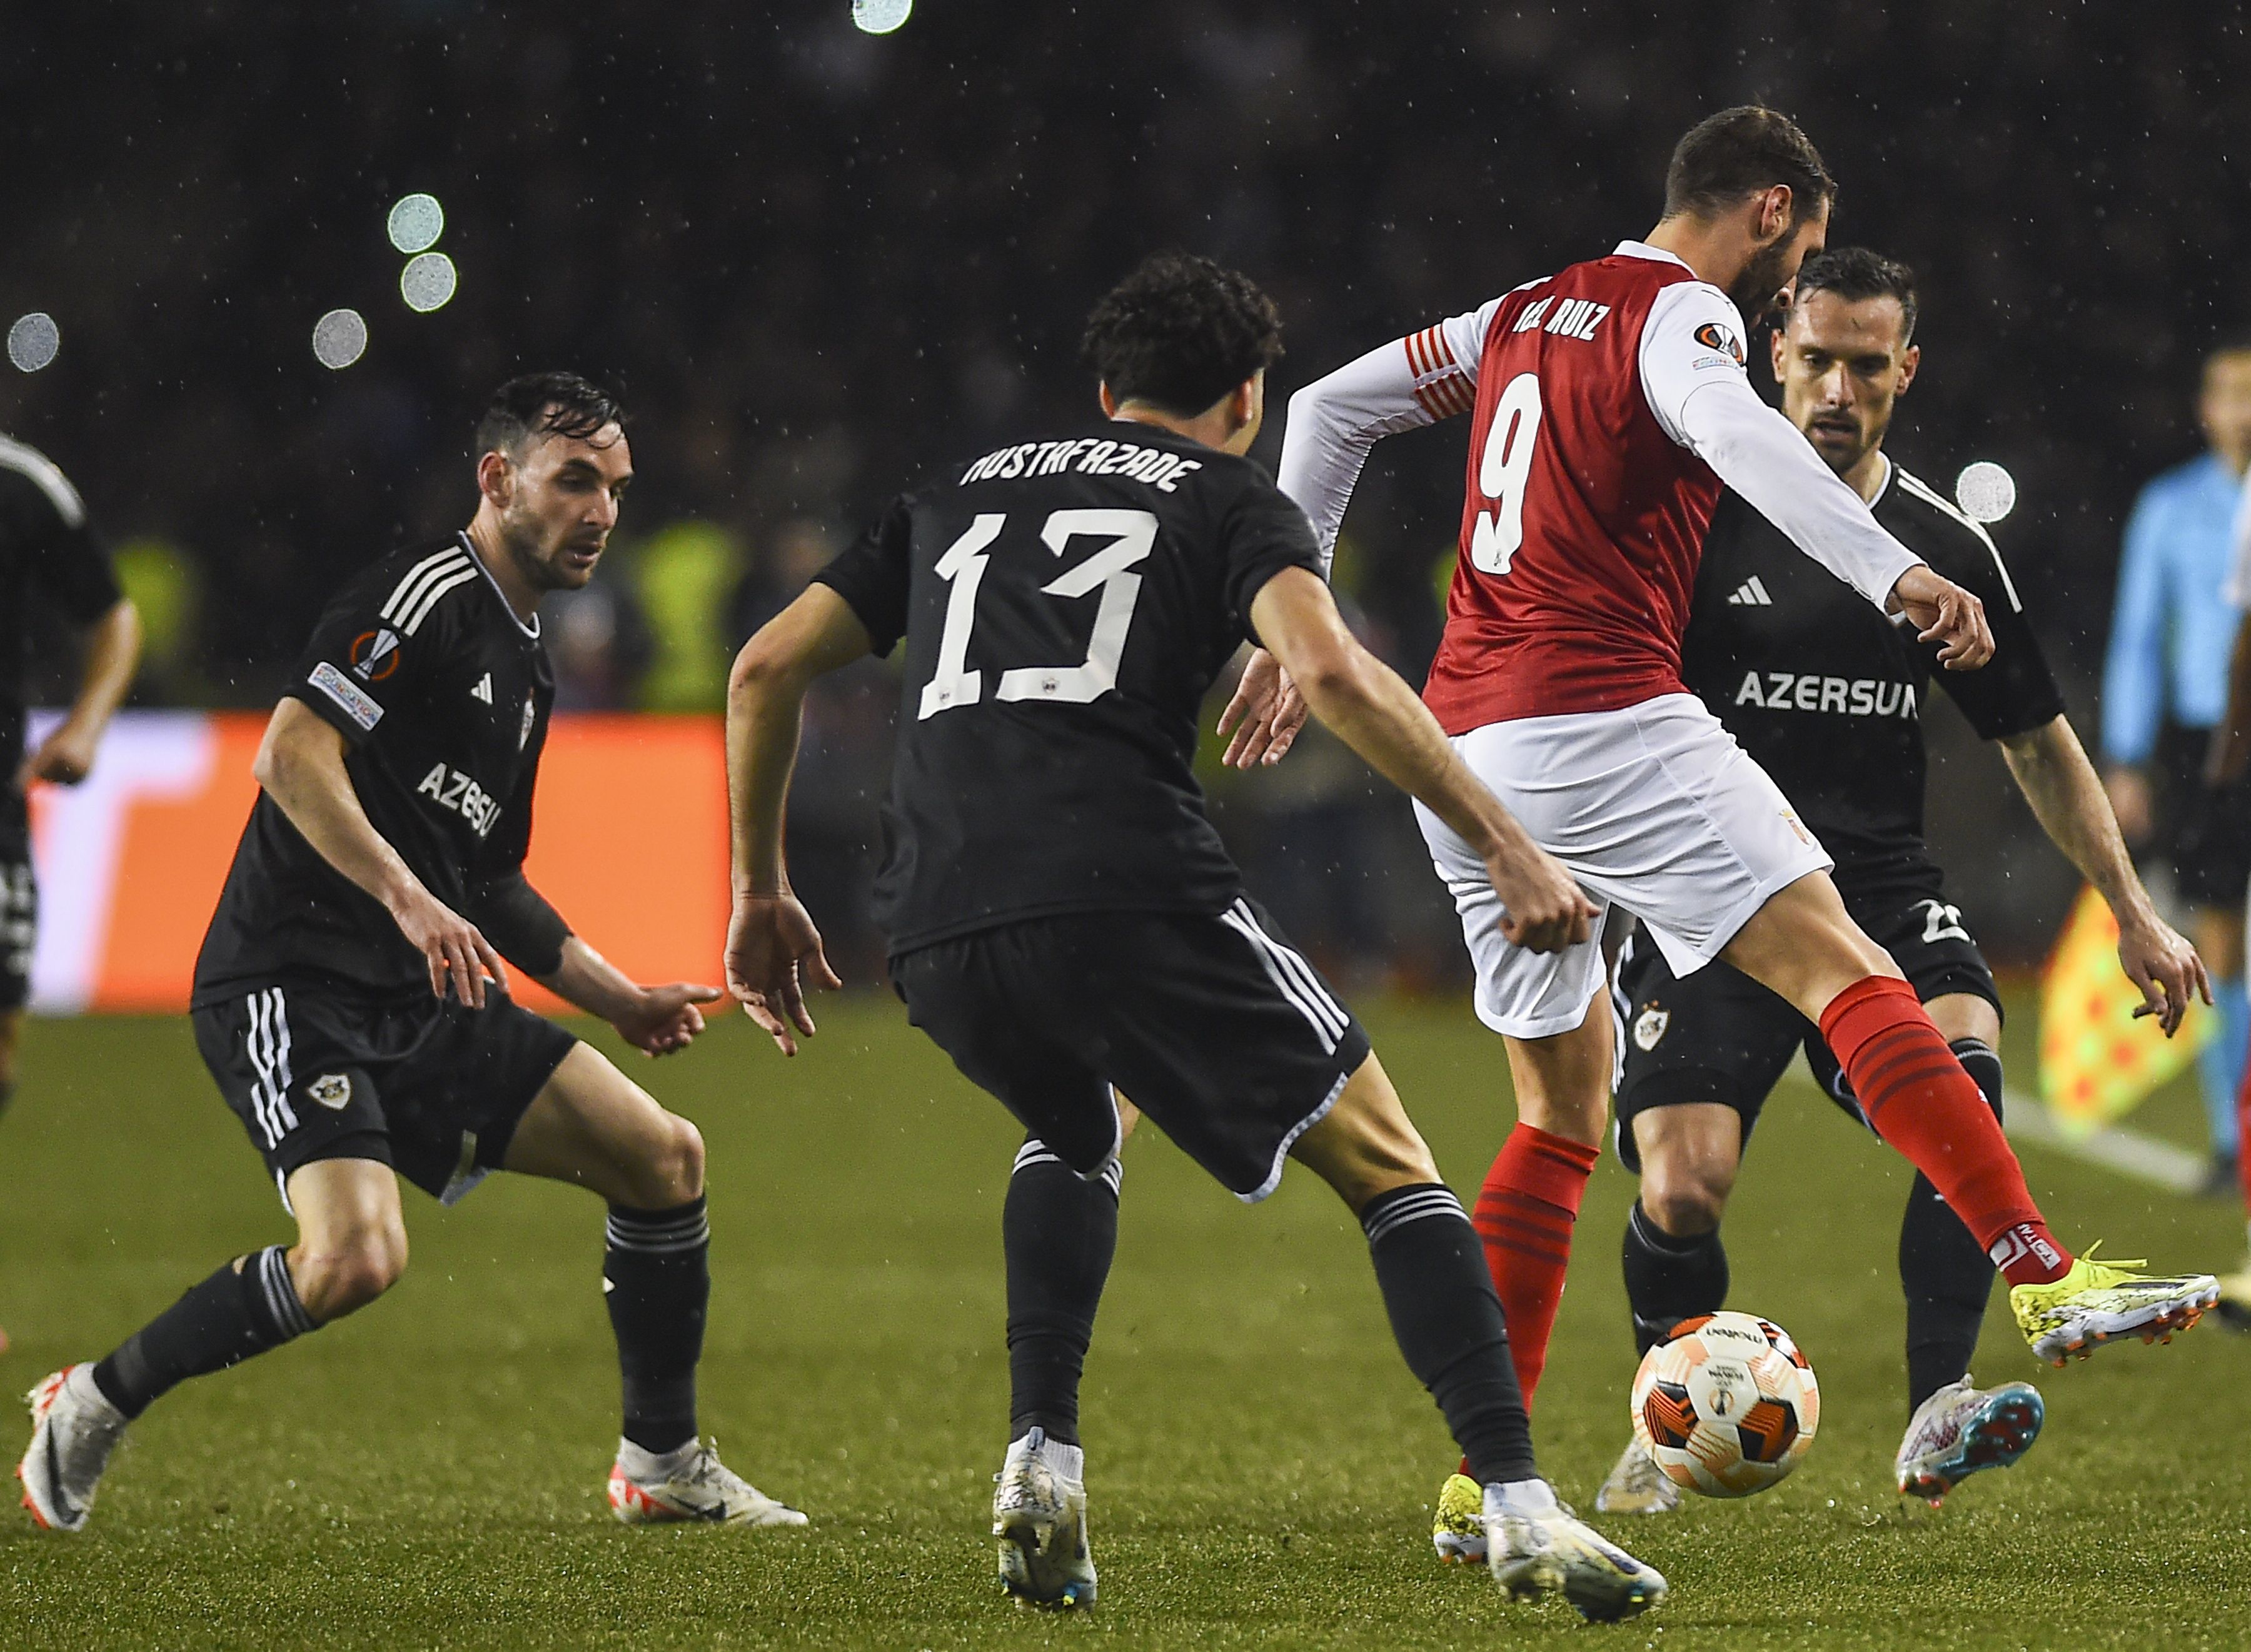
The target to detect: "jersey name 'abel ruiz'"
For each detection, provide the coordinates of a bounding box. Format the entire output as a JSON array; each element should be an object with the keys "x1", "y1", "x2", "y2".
[{"x1": 1683, "y1": 460, "x2": 2064, "y2": 882}]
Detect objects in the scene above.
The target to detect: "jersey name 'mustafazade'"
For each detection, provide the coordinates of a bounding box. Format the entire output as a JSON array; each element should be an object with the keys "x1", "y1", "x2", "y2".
[{"x1": 815, "y1": 421, "x2": 1322, "y2": 955}]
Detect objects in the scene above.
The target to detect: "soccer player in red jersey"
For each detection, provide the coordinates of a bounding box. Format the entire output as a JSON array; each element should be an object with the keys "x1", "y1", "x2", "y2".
[{"x1": 1250, "y1": 109, "x2": 2215, "y2": 1536}]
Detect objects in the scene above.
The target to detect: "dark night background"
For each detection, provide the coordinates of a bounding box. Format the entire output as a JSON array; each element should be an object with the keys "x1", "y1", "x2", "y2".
[{"x1": 6, "y1": 3, "x2": 2246, "y2": 972}]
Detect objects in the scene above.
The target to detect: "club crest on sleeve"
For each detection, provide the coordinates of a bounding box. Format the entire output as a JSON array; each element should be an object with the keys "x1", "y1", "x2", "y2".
[
  {"x1": 308, "y1": 1073, "x2": 353, "y2": 1111},
  {"x1": 350, "y1": 628, "x2": 403, "y2": 682},
  {"x1": 1693, "y1": 321, "x2": 1745, "y2": 365},
  {"x1": 1633, "y1": 1005, "x2": 1669, "y2": 1051}
]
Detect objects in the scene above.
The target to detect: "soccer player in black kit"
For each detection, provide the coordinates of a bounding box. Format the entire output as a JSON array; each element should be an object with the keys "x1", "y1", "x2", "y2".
[
  {"x1": 723, "y1": 254, "x2": 1666, "y2": 1621},
  {"x1": 0, "y1": 435, "x2": 141, "y2": 1114},
  {"x1": 19, "y1": 376, "x2": 803, "y2": 1535},
  {"x1": 1591, "y1": 251, "x2": 2206, "y2": 1516}
]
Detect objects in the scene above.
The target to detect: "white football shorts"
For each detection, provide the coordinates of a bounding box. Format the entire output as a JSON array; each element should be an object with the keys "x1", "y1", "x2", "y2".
[{"x1": 1414, "y1": 692, "x2": 1833, "y2": 1039}]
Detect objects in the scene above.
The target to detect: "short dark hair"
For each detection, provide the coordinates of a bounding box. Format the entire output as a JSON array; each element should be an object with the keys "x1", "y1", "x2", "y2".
[
  {"x1": 1080, "y1": 253, "x2": 1284, "y2": 417},
  {"x1": 475, "y1": 371, "x2": 627, "y2": 460},
  {"x1": 1795, "y1": 248, "x2": 1920, "y2": 343},
  {"x1": 1663, "y1": 107, "x2": 1835, "y2": 224}
]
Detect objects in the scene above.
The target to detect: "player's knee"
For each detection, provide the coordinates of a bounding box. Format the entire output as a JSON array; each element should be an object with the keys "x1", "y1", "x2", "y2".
[
  {"x1": 635, "y1": 1112, "x2": 704, "y2": 1207},
  {"x1": 1640, "y1": 1172, "x2": 1728, "y2": 1238},
  {"x1": 292, "y1": 1226, "x2": 408, "y2": 1322}
]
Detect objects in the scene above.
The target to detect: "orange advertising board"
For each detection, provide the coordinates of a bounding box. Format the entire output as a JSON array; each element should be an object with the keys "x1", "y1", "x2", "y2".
[{"x1": 26, "y1": 713, "x2": 731, "y2": 1014}]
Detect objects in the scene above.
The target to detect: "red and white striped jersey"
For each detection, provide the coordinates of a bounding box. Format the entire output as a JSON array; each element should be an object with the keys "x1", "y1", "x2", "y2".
[{"x1": 1279, "y1": 241, "x2": 1923, "y2": 732}]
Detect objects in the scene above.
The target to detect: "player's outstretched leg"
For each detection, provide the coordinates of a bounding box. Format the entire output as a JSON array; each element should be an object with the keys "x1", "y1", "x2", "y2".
[
  {"x1": 20, "y1": 1157, "x2": 401, "y2": 1532},
  {"x1": 1726, "y1": 874, "x2": 2217, "y2": 1365},
  {"x1": 1888, "y1": 1035, "x2": 2045, "y2": 1503},
  {"x1": 503, "y1": 1045, "x2": 802, "y2": 1529},
  {"x1": 990, "y1": 1136, "x2": 1121, "y2": 1609},
  {"x1": 1293, "y1": 1056, "x2": 1665, "y2": 1624}
]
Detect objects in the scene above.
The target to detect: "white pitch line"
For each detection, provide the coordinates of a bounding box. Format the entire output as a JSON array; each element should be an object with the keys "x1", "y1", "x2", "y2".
[{"x1": 2002, "y1": 1087, "x2": 2206, "y2": 1194}]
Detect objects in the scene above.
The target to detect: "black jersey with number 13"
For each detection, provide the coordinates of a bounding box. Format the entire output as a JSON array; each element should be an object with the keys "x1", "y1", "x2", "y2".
[{"x1": 816, "y1": 421, "x2": 1324, "y2": 955}]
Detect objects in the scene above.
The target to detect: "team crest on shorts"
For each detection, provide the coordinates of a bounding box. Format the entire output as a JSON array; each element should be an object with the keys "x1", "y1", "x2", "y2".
[
  {"x1": 308, "y1": 1073, "x2": 353, "y2": 1111},
  {"x1": 1633, "y1": 1005, "x2": 1669, "y2": 1051}
]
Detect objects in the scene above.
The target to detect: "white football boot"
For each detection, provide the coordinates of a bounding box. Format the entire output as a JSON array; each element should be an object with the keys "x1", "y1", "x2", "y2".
[
  {"x1": 1893, "y1": 1376, "x2": 2044, "y2": 1506},
  {"x1": 992, "y1": 1428, "x2": 1096, "y2": 1609},
  {"x1": 18, "y1": 1366, "x2": 129, "y2": 1533},
  {"x1": 1593, "y1": 1438, "x2": 1682, "y2": 1515},
  {"x1": 607, "y1": 1438, "x2": 807, "y2": 1528},
  {"x1": 1485, "y1": 1478, "x2": 1668, "y2": 1623}
]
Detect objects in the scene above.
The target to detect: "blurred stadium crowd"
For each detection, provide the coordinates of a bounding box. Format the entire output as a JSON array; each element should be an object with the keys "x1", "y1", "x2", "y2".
[{"x1": 5, "y1": 3, "x2": 2247, "y2": 978}]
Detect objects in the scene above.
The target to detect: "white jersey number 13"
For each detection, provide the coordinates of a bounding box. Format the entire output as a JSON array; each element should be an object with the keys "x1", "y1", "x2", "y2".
[
  {"x1": 1469, "y1": 372, "x2": 1543, "y2": 576},
  {"x1": 918, "y1": 508, "x2": 1157, "y2": 721}
]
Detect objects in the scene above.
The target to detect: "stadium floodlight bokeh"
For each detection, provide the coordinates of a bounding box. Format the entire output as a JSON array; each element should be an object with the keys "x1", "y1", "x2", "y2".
[
  {"x1": 851, "y1": 0, "x2": 912, "y2": 34},
  {"x1": 386, "y1": 193, "x2": 446, "y2": 255},
  {"x1": 1955, "y1": 461, "x2": 2018, "y2": 523},
  {"x1": 399, "y1": 253, "x2": 459, "y2": 314},
  {"x1": 311, "y1": 308, "x2": 368, "y2": 370},
  {"x1": 6, "y1": 313, "x2": 60, "y2": 373}
]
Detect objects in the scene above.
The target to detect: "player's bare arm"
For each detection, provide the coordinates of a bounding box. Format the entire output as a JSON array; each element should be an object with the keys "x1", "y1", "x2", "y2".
[
  {"x1": 1246, "y1": 566, "x2": 1594, "y2": 953},
  {"x1": 1999, "y1": 713, "x2": 2208, "y2": 1032},
  {"x1": 722, "y1": 583, "x2": 870, "y2": 1054},
  {"x1": 14, "y1": 596, "x2": 139, "y2": 789},
  {"x1": 533, "y1": 935, "x2": 719, "y2": 1058},
  {"x1": 251, "y1": 697, "x2": 506, "y2": 1007}
]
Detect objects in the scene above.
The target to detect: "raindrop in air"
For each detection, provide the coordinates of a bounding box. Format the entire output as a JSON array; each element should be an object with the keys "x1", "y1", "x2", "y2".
[
  {"x1": 386, "y1": 193, "x2": 446, "y2": 255},
  {"x1": 1955, "y1": 461, "x2": 2016, "y2": 523},
  {"x1": 7, "y1": 313, "x2": 59, "y2": 373},
  {"x1": 852, "y1": 0, "x2": 912, "y2": 34},
  {"x1": 400, "y1": 253, "x2": 458, "y2": 314},
  {"x1": 312, "y1": 309, "x2": 369, "y2": 370}
]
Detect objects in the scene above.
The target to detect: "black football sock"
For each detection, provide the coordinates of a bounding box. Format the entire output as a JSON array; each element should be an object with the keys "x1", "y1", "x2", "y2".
[
  {"x1": 91, "y1": 1246, "x2": 316, "y2": 1420},
  {"x1": 1004, "y1": 1140, "x2": 1120, "y2": 1449},
  {"x1": 1622, "y1": 1199, "x2": 1729, "y2": 1356},
  {"x1": 1900, "y1": 1039, "x2": 2004, "y2": 1412},
  {"x1": 604, "y1": 1196, "x2": 710, "y2": 1455},
  {"x1": 1362, "y1": 1183, "x2": 1536, "y2": 1484}
]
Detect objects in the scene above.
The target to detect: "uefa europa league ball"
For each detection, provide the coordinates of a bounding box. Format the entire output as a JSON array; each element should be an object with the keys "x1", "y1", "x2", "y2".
[{"x1": 1629, "y1": 1310, "x2": 1819, "y2": 1497}]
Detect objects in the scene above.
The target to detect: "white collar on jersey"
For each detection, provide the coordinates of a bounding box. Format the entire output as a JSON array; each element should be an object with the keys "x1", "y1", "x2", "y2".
[
  {"x1": 1865, "y1": 452, "x2": 1895, "y2": 508},
  {"x1": 1611, "y1": 239, "x2": 1693, "y2": 271},
  {"x1": 456, "y1": 529, "x2": 543, "y2": 641}
]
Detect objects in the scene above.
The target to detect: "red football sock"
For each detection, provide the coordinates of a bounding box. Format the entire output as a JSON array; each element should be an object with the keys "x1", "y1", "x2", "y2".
[
  {"x1": 1470, "y1": 1123, "x2": 1599, "y2": 1411},
  {"x1": 1820, "y1": 976, "x2": 2071, "y2": 1286}
]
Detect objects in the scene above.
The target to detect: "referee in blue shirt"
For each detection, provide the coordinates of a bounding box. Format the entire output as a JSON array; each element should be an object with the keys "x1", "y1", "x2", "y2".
[{"x1": 2103, "y1": 340, "x2": 2251, "y2": 1188}]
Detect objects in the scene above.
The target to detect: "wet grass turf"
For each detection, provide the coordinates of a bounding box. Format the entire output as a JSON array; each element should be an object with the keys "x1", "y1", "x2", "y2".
[{"x1": 1, "y1": 995, "x2": 2245, "y2": 1649}]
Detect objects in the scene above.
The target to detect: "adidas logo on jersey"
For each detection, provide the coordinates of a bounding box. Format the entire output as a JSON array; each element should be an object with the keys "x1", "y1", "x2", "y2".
[
  {"x1": 471, "y1": 673, "x2": 494, "y2": 704},
  {"x1": 1727, "y1": 577, "x2": 1774, "y2": 607}
]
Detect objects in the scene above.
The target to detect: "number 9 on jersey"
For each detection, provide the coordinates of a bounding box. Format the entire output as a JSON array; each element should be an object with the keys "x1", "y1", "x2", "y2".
[{"x1": 1469, "y1": 373, "x2": 1543, "y2": 576}]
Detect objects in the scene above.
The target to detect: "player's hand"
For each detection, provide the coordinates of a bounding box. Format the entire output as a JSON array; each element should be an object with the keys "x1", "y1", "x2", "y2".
[
  {"x1": 13, "y1": 720, "x2": 100, "y2": 790},
  {"x1": 1890, "y1": 566, "x2": 1992, "y2": 670},
  {"x1": 1484, "y1": 844, "x2": 1599, "y2": 954},
  {"x1": 615, "y1": 982, "x2": 723, "y2": 1057},
  {"x1": 2118, "y1": 910, "x2": 2210, "y2": 1037},
  {"x1": 725, "y1": 891, "x2": 842, "y2": 1057},
  {"x1": 1218, "y1": 648, "x2": 1311, "y2": 769},
  {"x1": 389, "y1": 887, "x2": 507, "y2": 1009}
]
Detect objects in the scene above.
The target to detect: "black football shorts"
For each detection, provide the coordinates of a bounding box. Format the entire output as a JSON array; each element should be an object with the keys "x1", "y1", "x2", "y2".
[
  {"x1": 891, "y1": 897, "x2": 1373, "y2": 1202},
  {"x1": 1611, "y1": 875, "x2": 2000, "y2": 1173},
  {"x1": 192, "y1": 982, "x2": 578, "y2": 1206}
]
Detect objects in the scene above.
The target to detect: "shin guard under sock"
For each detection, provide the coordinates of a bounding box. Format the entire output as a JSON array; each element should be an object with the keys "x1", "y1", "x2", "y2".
[
  {"x1": 91, "y1": 1246, "x2": 315, "y2": 1419},
  {"x1": 1471, "y1": 1124, "x2": 1598, "y2": 1407},
  {"x1": 1364, "y1": 1183, "x2": 1536, "y2": 1485},
  {"x1": 1899, "y1": 1039, "x2": 2005, "y2": 1410},
  {"x1": 1621, "y1": 1200, "x2": 1729, "y2": 1356},
  {"x1": 1821, "y1": 977, "x2": 2068, "y2": 1286},
  {"x1": 1003, "y1": 1141, "x2": 1120, "y2": 1449},
  {"x1": 604, "y1": 1196, "x2": 710, "y2": 1454}
]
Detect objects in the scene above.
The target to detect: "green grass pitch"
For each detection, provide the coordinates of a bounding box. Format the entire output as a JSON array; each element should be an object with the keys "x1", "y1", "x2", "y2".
[{"x1": 1, "y1": 995, "x2": 2244, "y2": 1649}]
